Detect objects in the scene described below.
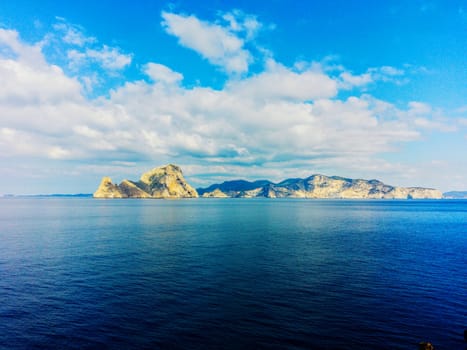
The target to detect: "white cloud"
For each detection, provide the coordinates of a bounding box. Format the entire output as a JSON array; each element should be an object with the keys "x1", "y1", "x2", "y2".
[
  {"x1": 413, "y1": 118, "x2": 456, "y2": 132},
  {"x1": 221, "y1": 9, "x2": 262, "y2": 40},
  {"x1": 339, "y1": 71, "x2": 373, "y2": 89},
  {"x1": 144, "y1": 63, "x2": 183, "y2": 84},
  {"x1": 338, "y1": 65, "x2": 408, "y2": 89},
  {"x1": 379, "y1": 66, "x2": 404, "y2": 76},
  {"x1": 85, "y1": 45, "x2": 132, "y2": 70},
  {"x1": 53, "y1": 21, "x2": 96, "y2": 46},
  {"x1": 227, "y1": 59, "x2": 338, "y2": 101},
  {"x1": 161, "y1": 11, "x2": 252, "y2": 74},
  {"x1": 0, "y1": 30, "x2": 436, "y2": 179},
  {"x1": 46, "y1": 19, "x2": 132, "y2": 90},
  {"x1": 0, "y1": 29, "x2": 82, "y2": 106},
  {"x1": 67, "y1": 49, "x2": 86, "y2": 69},
  {"x1": 402, "y1": 101, "x2": 457, "y2": 132},
  {"x1": 368, "y1": 65, "x2": 407, "y2": 84},
  {"x1": 0, "y1": 29, "x2": 46, "y2": 66},
  {"x1": 62, "y1": 36, "x2": 132, "y2": 91},
  {"x1": 106, "y1": 65, "x2": 420, "y2": 172}
]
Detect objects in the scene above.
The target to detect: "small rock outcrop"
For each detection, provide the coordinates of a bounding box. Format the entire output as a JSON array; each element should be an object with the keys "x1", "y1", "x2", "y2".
[
  {"x1": 418, "y1": 342, "x2": 434, "y2": 350},
  {"x1": 93, "y1": 164, "x2": 198, "y2": 199}
]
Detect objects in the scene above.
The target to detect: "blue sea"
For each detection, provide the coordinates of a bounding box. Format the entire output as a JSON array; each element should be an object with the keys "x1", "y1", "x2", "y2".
[{"x1": 0, "y1": 198, "x2": 465, "y2": 349}]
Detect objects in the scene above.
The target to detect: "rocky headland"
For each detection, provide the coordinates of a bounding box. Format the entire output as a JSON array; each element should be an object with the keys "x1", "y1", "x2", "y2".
[
  {"x1": 197, "y1": 175, "x2": 443, "y2": 199},
  {"x1": 93, "y1": 164, "x2": 198, "y2": 198}
]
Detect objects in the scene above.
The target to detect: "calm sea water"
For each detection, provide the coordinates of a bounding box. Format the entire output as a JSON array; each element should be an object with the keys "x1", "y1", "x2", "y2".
[{"x1": 0, "y1": 198, "x2": 465, "y2": 349}]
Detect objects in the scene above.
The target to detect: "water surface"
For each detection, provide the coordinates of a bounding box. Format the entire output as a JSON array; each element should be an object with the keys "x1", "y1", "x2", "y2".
[{"x1": 0, "y1": 198, "x2": 466, "y2": 349}]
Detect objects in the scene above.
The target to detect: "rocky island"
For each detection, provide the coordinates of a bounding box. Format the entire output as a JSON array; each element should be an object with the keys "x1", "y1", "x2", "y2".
[
  {"x1": 94, "y1": 164, "x2": 198, "y2": 198},
  {"x1": 94, "y1": 164, "x2": 442, "y2": 199},
  {"x1": 197, "y1": 175, "x2": 442, "y2": 199}
]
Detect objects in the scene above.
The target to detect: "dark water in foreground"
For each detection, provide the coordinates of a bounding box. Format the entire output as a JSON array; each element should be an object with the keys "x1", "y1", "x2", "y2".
[{"x1": 0, "y1": 198, "x2": 466, "y2": 349}]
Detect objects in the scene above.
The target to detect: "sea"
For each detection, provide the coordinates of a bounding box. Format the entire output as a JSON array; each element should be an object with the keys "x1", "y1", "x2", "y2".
[{"x1": 0, "y1": 198, "x2": 465, "y2": 349}]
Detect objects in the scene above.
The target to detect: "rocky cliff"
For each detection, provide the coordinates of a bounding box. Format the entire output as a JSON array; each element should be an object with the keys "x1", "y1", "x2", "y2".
[
  {"x1": 197, "y1": 174, "x2": 442, "y2": 199},
  {"x1": 93, "y1": 177, "x2": 126, "y2": 198},
  {"x1": 93, "y1": 164, "x2": 198, "y2": 198}
]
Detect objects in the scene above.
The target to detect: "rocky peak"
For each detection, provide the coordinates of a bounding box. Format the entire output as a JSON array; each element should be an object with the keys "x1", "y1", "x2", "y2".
[
  {"x1": 139, "y1": 164, "x2": 197, "y2": 198},
  {"x1": 93, "y1": 177, "x2": 125, "y2": 198},
  {"x1": 139, "y1": 164, "x2": 182, "y2": 186},
  {"x1": 93, "y1": 164, "x2": 198, "y2": 199}
]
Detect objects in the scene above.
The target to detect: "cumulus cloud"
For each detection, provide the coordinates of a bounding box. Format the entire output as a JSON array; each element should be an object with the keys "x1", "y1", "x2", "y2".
[
  {"x1": 0, "y1": 30, "x2": 433, "y2": 168},
  {"x1": 0, "y1": 29, "x2": 46, "y2": 66},
  {"x1": 338, "y1": 71, "x2": 373, "y2": 89},
  {"x1": 0, "y1": 29, "x2": 82, "y2": 106},
  {"x1": 161, "y1": 11, "x2": 252, "y2": 74},
  {"x1": 106, "y1": 63, "x2": 420, "y2": 173},
  {"x1": 144, "y1": 63, "x2": 183, "y2": 84},
  {"x1": 227, "y1": 59, "x2": 338, "y2": 101}
]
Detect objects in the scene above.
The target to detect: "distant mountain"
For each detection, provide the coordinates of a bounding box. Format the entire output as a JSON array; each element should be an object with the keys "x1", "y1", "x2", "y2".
[
  {"x1": 443, "y1": 191, "x2": 467, "y2": 199},
  {"x1": 1, "y1": 194, "x2": 92, "y2": 198},
  {"x1": 197, "y1": 180, "x2": 272, "y2": 197},
  {"x1": 197, "y1": 174, "x2": 442, "y2": 199},
  {"x1": 93, "y1": 164, "x2": 198, "y2": 198}
]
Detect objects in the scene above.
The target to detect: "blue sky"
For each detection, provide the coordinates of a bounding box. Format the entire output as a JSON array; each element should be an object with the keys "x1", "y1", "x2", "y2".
[{"x1": 0, "y1": 0, "x2": 466, "y2": 194}]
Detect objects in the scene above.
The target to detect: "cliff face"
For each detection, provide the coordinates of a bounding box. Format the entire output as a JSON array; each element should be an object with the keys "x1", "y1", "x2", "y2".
[
  {"x1": 138, "y1": 164, "x2": 198, "y2": 198},
  {"x1": 198, "y1": 174, "x2": 442, "y2": 199},
  {"x1": 93, "y1": 164, "x2": 198, "y2": 199},
  {"x1": 93, "y1": 177, "x2": 126, "y2": 198}
]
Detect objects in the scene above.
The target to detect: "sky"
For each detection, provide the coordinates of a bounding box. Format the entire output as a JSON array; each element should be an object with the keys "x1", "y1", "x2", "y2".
[{"x1": 0, "y1": 0, "x2": 466, "y2": 194}]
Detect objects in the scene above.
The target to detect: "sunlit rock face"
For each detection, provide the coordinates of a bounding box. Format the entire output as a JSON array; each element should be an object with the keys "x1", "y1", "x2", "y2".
[
  {"x1": 198, "y1": 175, "x2": 443, "y2": 199},
  {"x1": 93, "y1": 177, "x2": 126, "y2": 198},
  {"x1": 93, "y1": 164, "x2": 198, "y2": 199},
  {"x1": 138, "y1": 164, "x2": 198, "y2": 198}
]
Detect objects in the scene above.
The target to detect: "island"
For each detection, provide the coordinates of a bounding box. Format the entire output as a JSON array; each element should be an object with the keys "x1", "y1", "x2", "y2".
[
  {"x1": 94, "y1": 164, "x2": 442, "y2": 199},
  {"x1": 197, "y1": 175, "x2": 442, "y2": 199},
  {"x1": 94, "y1": 164, "x2": 198, "y2": 198}
]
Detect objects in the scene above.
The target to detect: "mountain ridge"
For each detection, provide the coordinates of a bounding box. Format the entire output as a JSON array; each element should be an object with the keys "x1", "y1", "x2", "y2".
[
  {"x1": 92, "y1": 164, "x2": 444, "y2": 199},
  {"x1": 197, "y1": 174, "x2": 442, "y2": 199},
  {"x1": 443, "y1": 191, "x2": 467, "y2": 199}
]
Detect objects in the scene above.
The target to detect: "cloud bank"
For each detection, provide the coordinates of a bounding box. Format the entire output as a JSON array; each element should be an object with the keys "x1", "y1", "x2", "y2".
[{"x1": 0, "y1": 11, "x2": 465, "y2": 193}]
